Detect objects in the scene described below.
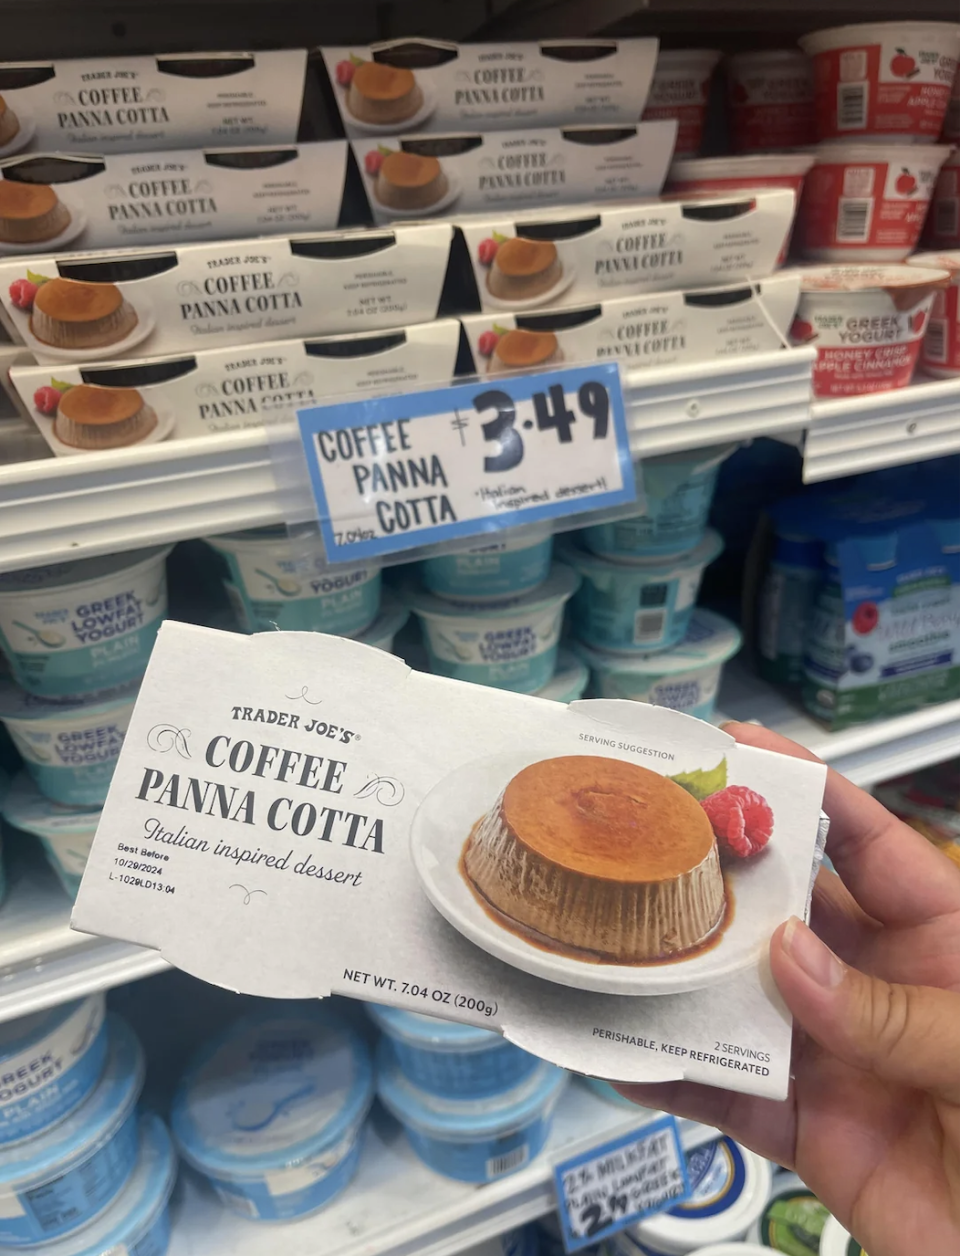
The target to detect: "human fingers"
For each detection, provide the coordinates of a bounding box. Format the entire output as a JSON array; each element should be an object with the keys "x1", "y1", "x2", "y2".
[{"x1": 810, "y1": 866, "x2": 877, "y2": 966}]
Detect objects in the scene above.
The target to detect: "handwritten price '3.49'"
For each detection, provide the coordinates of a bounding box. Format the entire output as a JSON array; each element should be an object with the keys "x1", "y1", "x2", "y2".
[{"x1": 477, "y1": 380, "x2": 610, "y2": 474}]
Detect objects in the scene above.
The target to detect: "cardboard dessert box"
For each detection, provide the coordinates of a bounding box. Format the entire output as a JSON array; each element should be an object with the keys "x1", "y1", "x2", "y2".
[
  {"x1": 319, "y1": 38, "x2": 659, "y2": 138},
  {"x1": 8, "y1": 318, "x2": 461, "y2": 454},
  {"x1": 0, "y1": 51, "x2": 308, "y2": 156},
  {"x1": 459, "y1": 189, "x2": 798, "y2": 312},
  {"x1": 0, "y1": 142, "x2": 348, "y2": 256},
  {"x1": 351, "y1": 122, "x2": 676, "y2": 226},
  {"x1": 0, "y1": 224, "x2": 455, "y2": 363},
  {"x1": 72, "y1": 623, "x2": 829, "y2": 1101}
]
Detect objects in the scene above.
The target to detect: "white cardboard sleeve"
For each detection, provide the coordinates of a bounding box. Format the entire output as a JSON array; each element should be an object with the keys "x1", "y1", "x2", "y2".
[
  {"x1": 459, "y1": 272, "x2": 800, "y2": 374},
  {"x1": 0, "y1": 143, "x2": 348, "y2": 255},
  {"x1": 8, "y1": 318, "x2": 461, "y2": 453},
  {"x1": 72, "y1": 622, "x2": 829, "y2": 1101},
  {"x1": 0, "y1": 225, "x2": 454, "y2": 362},
  {"x1": 0, "y1": 51, "x2": 307, "y2": 155},
  {"x1": 319, "y1": 39, "x2": 658, "y2": 138},
  {"x1": 351, "y1": 122, "x2": 677, "y2": 226},
  {"x1": 459, "y1": 189, "x2": 797, "y2": 312}
]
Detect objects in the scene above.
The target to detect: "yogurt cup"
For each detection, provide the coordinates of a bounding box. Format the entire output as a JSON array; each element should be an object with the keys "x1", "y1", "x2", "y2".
[
  {"x1": 799, "y1": 22, "x2": 960, "y2": 143},
  {"x1": 366, "y1": 1005, "x2": 541, "y2": 1099},
  {"x1": 0, "y1": 995, "x2": 107, "y2": 1146},
  {"x1": 405, "y1": 564, "x2": 580, "y2": 693},
  {"x1": 0, "y1": 1015, "x2": 144, "y2": 1247},
  {"x1": 534, "y1": 647, "x2": 589, "y2": 703},
  {"x1": 0, "y1": 682, "x2": 138, "y2": 807},
  {"x1": 561, "y1": 532, "x2": 723, "y2": 655},
  {"x1": 908, "y1": 249, "x2": 960, "y2": 375},
  {"x1": 790, "y1": 263, "x2": 951, "y2": 396},
  {"x1": 725, "y1": 50, "x2": 816, "y2": 152},
  {"x1": 821, "y1": 1214, "x2": 866, "y2": 1256},
  {"x1": 797, "y1": 143, "x2": 951, "y2": 262},
  {"x1": 376, "y1": 1042, "x2": 568, "y2": 1184},
  {"x1": 576, "y1": 608, "x2": 742, "y2": 719},
  {"x1": 419, "y1": 525, "x2": 553, "y2": 603},
  {"x1": 686, "y1": 1247, "x2": 771, "y2": 1256},
  {"x1": 205, "y1": 527, "x2": 381, "y2": 637},
  {"x1": 944, "y1": 65, "x2": 960, "y2": 141},
  {"x1": 641, "y1": 50, "x2": 722, "y2": 157},
  {"x1": 171, "y1": 1001, "x2": 374, "y2": 1223},
  {"x1": 0, "y1": 547, "x2": 170, "y2": 699},
  {"x1": 353, "y1": 591, "x2": 409, "y2": 653},
  {"x1": 39, "y1": 1115, "x2": 177, "y2": 1256},
  {"x1": 582, "y1": 446, "x2": 736, "y2": 562},
  {"x1": 924, "y1": 148, "x2": 960, "y2": 248},
  {"x1": 747, "y1": 1170, "x2": 830, "y2": 1252},
  {"x1": 0, "y1": 771, "x2": 98, "y2": 899}
]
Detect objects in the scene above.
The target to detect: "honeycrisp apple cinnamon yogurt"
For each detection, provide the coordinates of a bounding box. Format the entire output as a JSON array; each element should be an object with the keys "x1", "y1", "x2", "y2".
[
  {"x1": 907, "y1": 250, "x2": 960, "y2": 376},
  {"x1": 641, "y1": 50, "x2": 721, "y2": 157},
  {"x1": 725, "y1": 50, "x2": 816, "y2": 152}
]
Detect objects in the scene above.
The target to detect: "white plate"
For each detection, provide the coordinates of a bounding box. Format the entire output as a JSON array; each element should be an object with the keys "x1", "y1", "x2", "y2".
[
  {"x1": 346, "y1": 82, "x2": 438, "y2": 135},
  {"x1": 21, "y1": 304, "x2": 156, "y2": 363},
  {"x1": 0, "y1": 201, "x2": 87, "y2": 255},
  {"x1": 36, "y1": 407, "x2": 175, "y2": 457},
  {"x1": 411, "y1": 750, "x2": 794, "y2": 996},
  {"x1": 481, "y1": 263, "x2": 578, "y2": 312},
  {"x1": 0, "y1": 113, "x2": 36, "y2": 160},
  {"x1": 374, "y1": 173, "x2": 461, "y2": 220}
]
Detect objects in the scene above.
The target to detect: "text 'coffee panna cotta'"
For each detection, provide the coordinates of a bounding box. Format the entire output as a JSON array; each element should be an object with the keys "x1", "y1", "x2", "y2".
[
  {"x1": 461, "y1": 756, "x2": 726, "y2": 964},
  {"x1": 487, "y1": 238, "x2": 562, "y2": 302},
  {"x1": 0, "y1": 182, "x2": 70, "y2": 245},
  {"x1": 348, "y1": 62, "x2": 423, "y2": 125},
  {"x1": 54, "y1": 384, "x2": 157, "y2": 451},
  {"x1": 31, "y1": 278, "x2": 138, "y2": 350}
]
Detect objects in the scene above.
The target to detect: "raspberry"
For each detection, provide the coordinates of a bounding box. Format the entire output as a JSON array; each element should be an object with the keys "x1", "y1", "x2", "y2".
[
  {"x1": 701, "y1": 785, "x2": 773, "y2": 859},
  {"x1": 335, "y1": 60, "x2": 355, "y2": 87},
  {"x1": 8, "y1": 278, "x2": 38, "y2": 311},
  {"x1": 364, "y1": 150, "x2": 385, "y2": 177},
  {"x1": 477, "y1": 329, "x2": 499, "y2": 357},
  {"x1": 477, "y1": 237, "x2": 499, "y2": 266},
  {"x1": 33, "y1": 385, "x2": 61, "y2": 416}
]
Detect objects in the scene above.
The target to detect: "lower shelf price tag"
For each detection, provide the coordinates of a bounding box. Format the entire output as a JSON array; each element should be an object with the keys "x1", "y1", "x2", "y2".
[
  {"x1": 553, "y1": 1115, "x2": 690, "y2": 1253},
  {"x1": 294, "y1": 363, "x2": 633, "y2": 562}
]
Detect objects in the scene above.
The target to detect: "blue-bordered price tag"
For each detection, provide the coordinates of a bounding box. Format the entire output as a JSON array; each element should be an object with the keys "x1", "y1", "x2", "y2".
[
  {"x1": 295, "y1": 363, "x2": 634, "y2": 562},
  {"x1": 553, "y1": 1115, "x2": 690, "y2": 1252}
]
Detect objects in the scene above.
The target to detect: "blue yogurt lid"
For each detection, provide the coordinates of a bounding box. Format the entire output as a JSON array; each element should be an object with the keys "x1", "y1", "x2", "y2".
[
  {"x1": 575, "y1": 609, "x2": 743, "y2": 676},
  {"x1": 0, "y1": 680, "x2": 140, "y2": 722},
  {"x1": 562, "y1": 530, "x2": 724, "y2": 577},
  {"x1": 535, "y1": 648, "x2": 590, "y2": 702},
  {"x1": 404, "y1": 563, "x2": 580, "y2": 621},
  {"x1": 0, "y1": 995, "x2": 102, "y2": 1068},
  {"x1": 367, "y1": 1004, "x2": 504, "y2": 1051},
  {"x1": 1, "y1": 771, "x2": 101, "y2": 838}
]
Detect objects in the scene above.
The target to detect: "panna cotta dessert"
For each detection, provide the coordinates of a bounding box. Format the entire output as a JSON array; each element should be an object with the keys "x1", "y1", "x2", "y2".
[
  {"x1": 0, "y1": 96, "x2": 19, "y2": 147},
  {"x1": 31, "y1": 278, "x2": 139, "y2": 351},
  {"x1": 348, "y1": 61, "x2": 423, "y2": 125},
  {"x1": 486, "y1": 238, "x2": 562, "y2": 302},
  {"x1": 53, "y1": 385, "x2": 158, "y2": 450},
  {"x1": 489, "y1": 329, "x2": 561, "y2": 374},
  {"x1": 375, "y1": 152, "x2": 448, "y2": 210},
  {"x1": 461, "y1": 755, "x2": 726, "y2": 964},
  {"x1": 0, "y1": 182, "x2": 70, "y2": 245}
]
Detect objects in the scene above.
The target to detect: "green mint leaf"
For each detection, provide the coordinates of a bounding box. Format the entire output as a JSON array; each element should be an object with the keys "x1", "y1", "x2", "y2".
[
  {"x1": 26, "y1": 269, "x2": 51, "y2": 286},
  {"x1": 50, "y1": 377, "x2": 75, "y2": 393},
  {"x1": 670, "y1": 758, "x2": 727, "y2": 802}
]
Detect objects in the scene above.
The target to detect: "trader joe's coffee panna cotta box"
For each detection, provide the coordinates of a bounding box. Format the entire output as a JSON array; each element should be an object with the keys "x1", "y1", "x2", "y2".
[{"x1": 73, "y1": 623, "x2": 829, "y2": 1101}]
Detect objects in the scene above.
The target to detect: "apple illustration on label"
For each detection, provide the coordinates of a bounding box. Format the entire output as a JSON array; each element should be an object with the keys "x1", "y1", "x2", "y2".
[
  {"x1": 895, "y1": 169, "x2": 918, "y2": 196},
  {"x1": 851, "y1": 601, "x2": 879, "y2": 636},
  {"x1": 911, "y1": 309, "x2": 927, "y2": 334},
  {"x1": 890, "y1": 50, "x2": 918, "y2": 78},
  {"x1": 790, "y1": 317, "x2": 818, "y2": 343}
]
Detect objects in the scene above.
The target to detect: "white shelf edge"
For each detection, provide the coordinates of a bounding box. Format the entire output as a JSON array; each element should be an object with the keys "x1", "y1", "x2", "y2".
[{"x1": 0, "y1": 937, "x2": 168, "y2": 1022}]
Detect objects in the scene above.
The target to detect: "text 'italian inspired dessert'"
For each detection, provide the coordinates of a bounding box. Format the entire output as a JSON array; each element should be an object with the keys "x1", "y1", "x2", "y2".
[
  {"x1": 375, "y1": 151, "x2": 448, "y2": 210},
  {"x1": 0, "y1": 182, "x2": 70, "y2": 244},
  {"x1": 461, "y1": 755, "x2": 727, "y2": 964},
  {"x1": 0, "y1": 95, "x2": 20, "y2": 147},
  {"x1": 53, "y1": 384, "x2": 158, "y2": 450},
  {"x1": 31, "y1": 278, "x2": 138, "y2": 350},
  {"x1": 490, "y1": 329, "x2": 560, "y2": 373},
  {"x1": 486, "y1": 237, "x2": 562, "y2": 301},
  {"x1": 348, "y1": 62, "x2": 424, "y2": 125}
]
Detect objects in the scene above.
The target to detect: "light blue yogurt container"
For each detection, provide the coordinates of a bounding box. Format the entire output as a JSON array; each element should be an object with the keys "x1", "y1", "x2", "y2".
[
  {"x1": 420, "y1": 525, "x2": 554, "y2": 602},
  {"x1": 0, "y1": 1015, "x2": 144, "y2": 1247},
  {"x1": 377, "y1": 1042, "x2": 568, "y2": 1183},
  {"x1": 406, "y1": 564, "x2": 580, "y2": 693},
  {"x1": 0, "y1": 995, "x2": 107, "y2": 1146},
  {"x1": 0, "y1": 548, "x2": 170, "y2": 699},
  {"x1": 0, "y1": 682, "x2": 138, "y2": 807},
  {"x1": 575, "y1": 609, "x2": 742, "y2": 719},
  {"x1": 561, "y1": 532, "x2": 723, "y2": 654},
  {"x1": 171, "y1": 1001, "x2": 374, "y2": 1223},
  {"x1": 39, "y1": 1115, "x2": 177, "y2": 1256},
  {"x1": 1, "y1": 772, "x2": 99, "y2": 899},
  {"x1": 366, "y1": 1005, "x2": 541, "y2": 1099},
  {"x1": 582, "y1": 445, "x2": 735, "y2": 561},
  {"x1": 205, "y1": 527, "x2": 381, "y2": 637},
  {"x1": 354, "y1": 591, "x2": 409, "y2": 653},
  {"x1": 534, "y1": 647, "x2": 590, "y2": 703}
]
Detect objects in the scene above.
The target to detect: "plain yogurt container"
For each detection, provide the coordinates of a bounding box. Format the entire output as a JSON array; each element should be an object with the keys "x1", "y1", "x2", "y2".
[
  {"x1": 376, "y1": 1042, "x2": 568, "y2": 1184},
  {"x1": 582, "y1": 446, "x2": 736, "y2": 562},
  {"x1": 790, "y1": 263, "x2": 951, "y2": 396},
  {"x1": 561, "y1": 532, "x2": 723, "y2": 655},
  {"x1": 821, "y1": 1214, "x2": 866, "y2": 1256},
  {"x1": 405, "y1": 564, "x2": 580, "y2": 693},
  {"x1": 0, "y1": 682, "x2": 138, "y2": 807},
  {"x1": 725, "y1": 50, "x2": 815, "y2": 152},
  {"x1": 907, "y1": 249, "x2": 960, "y2": 375},
  {"x1": 0, "y1": 771, "x2": 98, "y2": 899},
  {"x1": 747, "y1": 1171, "x2": 830, "y2": 1252},
  {"x1": 576, "y1": 608, "x2": 741, "y2": 718},
  {"x1": 205, "y1": 527, "x2": 381, "y2": 637},
  {"x1": 353, "y1": 590, "x2": 410, "y2": 652},
  {"x1": 0, "y1": 1015, "x2": 143, "y2": 1247},
  {"x1": 797, "y1": 143, "x2": 951, "y2": 262},
  {"x1": 534, "y1": 647, "x2": 589, "y2": 703},
  {"x1": 0, "y1": 548, "x2": 170, "y2": 699},
  {"x1": 0, "y1": 995, "x2": 107, "y2": 1146},
  {"x1": 799, "y1": 22, "x2": 960, "y2": 142},
  {"x1": 641, "y1": 50, "x2": 722, "y2": 157},
  {"x1": 366, "y1": 1005, "x2": 541, "y2": 1099},
  {"x1": 419, "y1": 525, "x2": 553, "y2": 603},
  {"x1": 171, "y1": 1001, "x2": 374, "y2": 1223},
  {"x1": 924, "y1": 148, "x2": 960, "y2": 247}
]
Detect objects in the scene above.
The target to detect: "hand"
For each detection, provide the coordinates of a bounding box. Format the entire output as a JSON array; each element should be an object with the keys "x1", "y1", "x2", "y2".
[{"x1": 617, "y1": 721, "x2": 960, "y2": 1256}]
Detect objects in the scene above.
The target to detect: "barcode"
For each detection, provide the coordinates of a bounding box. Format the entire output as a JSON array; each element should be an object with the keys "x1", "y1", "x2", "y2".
[
  {"x1": 935, "y1": 198, "x2": 959, "y2": 238},
  {"x1": 486, "y1": 1145, "x2": 529, "y2": 1178},
  {"x1": 924, "y1": 320, "x2": 947, "y2": 363},
  {"x1": 837, "y1": 82, "x2": 867, "y2": 129},
  {"x1": 837, "y1": 198, "x2": 872, "y2": 241},
  {"x1": 634, "y1": 611, "x2": 666, "y2": 642}
]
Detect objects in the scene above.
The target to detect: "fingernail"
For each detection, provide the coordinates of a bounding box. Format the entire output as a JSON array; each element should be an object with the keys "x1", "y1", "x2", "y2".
[{"x1": 782, "y1": 917, "x2": 845, "y2": 989}]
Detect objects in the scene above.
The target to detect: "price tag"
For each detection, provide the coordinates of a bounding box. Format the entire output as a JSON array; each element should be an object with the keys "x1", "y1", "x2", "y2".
[
  {"x1": 294, "y1": 363, "x2": 634, "y2": 561},
  {"x1": 553, "y1": 1115, "x2": 690, "y2": 1252}
]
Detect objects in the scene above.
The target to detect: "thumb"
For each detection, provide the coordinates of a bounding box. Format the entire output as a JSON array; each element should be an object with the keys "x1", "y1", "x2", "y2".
[{"x1": 772, "y1": 917, "x2": 960, "y2": 1104}]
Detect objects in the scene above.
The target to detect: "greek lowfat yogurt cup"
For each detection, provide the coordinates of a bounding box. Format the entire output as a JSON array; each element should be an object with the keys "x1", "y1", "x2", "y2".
[
  {"x1": 0, "y1": 995, "x2": 107, "y2": 1146},
  {"x1": 376, "y1": 1041, "x2": 568, "y2": 1183},
  {"x1": 561, "y1": 532, "x2": 723, "y2": 655},
  {"x1": 171, "y1": 1001, "x2": 374, "y2": 1223},
  {"x1": 534, "y1": 647, "x2": 589, "y2": 703},
  {"x1": 405, "y1": 564, "x2": 580, "y2": 693},
  {"x1": 205, "y1": 527, "x2": 381, "y2": 637},
  {"x1": 641, "y1": 50, "x2": 722, "y2": 157},
  {"x1": 0, "y1": 682, "x2": 139, "y2": 807},
  {"x1": 747, "y1": 1170, "x2": 830, "y2": 1252},
  {"x1": 790, "y1": 263, "x2": 951, "y2": 396},
  {"x1": 924, "y1": 148, "x2": 960, "y2": 248},
  {"x1": 821, "y1": 1214, "x2": 866, "y2": 1256},
  {"x1": 419, "y1": 525, "x2": 553, "y2": 603},
  {"x1": 907, "y1": 250, "x2": 960, "y2": 376},
  {"x1": 576, "y1": 608, "x2": 742, "y2": 719},
  {"x1": 0, "y1": 547, "x2": 170, "y2": 699},
  {"x1": 366, "y1": 1005, "x2": 541, "y2": 1100},
  {"x1": 797, "y1": 143, "x2": 951, "y2": 262},
  {"x1": 353, "y1": 590, "x2": 409, "y2": 653},
  {"x1": 799, "y1": 22, "x2": 960, "y2": 142},
  {"x1": 0, "y1": 772, "x2": 98, "y2": 899},
  {"x1": 0, "y1": 1015, "x2": 144, "y2": 1247},
  {"x1": 725, "y1": 50, "x2": 816, "y2": 152}
]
